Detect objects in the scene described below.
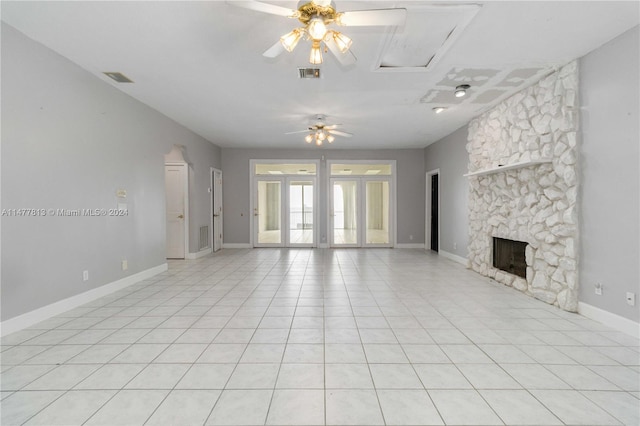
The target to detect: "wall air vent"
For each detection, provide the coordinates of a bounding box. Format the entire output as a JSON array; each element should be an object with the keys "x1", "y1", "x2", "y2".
[
  {"x1": 103, "y1": 72, "x2": 134, "y2": 83},
  {"x1": 298, "y1": 68, "x2": 321, "y2": 79}
]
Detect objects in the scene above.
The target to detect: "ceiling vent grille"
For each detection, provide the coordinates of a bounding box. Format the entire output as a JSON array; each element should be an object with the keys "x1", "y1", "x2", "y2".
[
  {"x1": 103, "y1": 72, "x2": 134, "y2": 83},
  {"x1": 298, "y1": 68, "x2": 321, "y2": 79}
]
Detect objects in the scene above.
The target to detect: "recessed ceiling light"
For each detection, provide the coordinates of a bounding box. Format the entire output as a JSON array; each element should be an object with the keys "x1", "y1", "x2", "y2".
[
  {"x1": 454, "y1": 84, "x2": 470, "y2": 97},
  {"x1": 432, "y1": 107, "x2": 447, "y2": 114}
]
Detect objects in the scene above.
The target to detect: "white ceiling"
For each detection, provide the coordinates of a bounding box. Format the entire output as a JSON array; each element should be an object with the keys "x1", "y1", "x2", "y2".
[{"x1": 2, "y1": 1, "x2": 638, "y2": 149}]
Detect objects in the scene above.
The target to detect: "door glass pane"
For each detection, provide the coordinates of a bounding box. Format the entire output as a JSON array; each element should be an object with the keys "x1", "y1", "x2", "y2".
[
  {"x1": 257, "y1": 180, "x2": 281, "y2": 244},
  {"x1": 289, "y1": 181, "x2": 314, "y2": 245},
  {"x1": 366, "y1": 181, "x2": 390, "y2": 244},
  {"x1": 333, "y1": 181, "x2": 358, "y2": 245}
]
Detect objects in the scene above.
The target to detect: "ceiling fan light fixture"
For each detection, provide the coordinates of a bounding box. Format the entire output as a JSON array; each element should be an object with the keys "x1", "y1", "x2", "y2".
[
  {"x1": 454, "y1": 84, "x2": 470, "y2": 98},
  {"x1": 307, "y1": 15, "x2": 328, "y2": 41},
  {"x1": 316, "y1": 138, "x2": 323, "y2": 146},
  {"x1": 327, "y1": 134, "x2": 335, "y2": 143},
  {"x1": 332, "y1": 31, "x2": 352, "y2": 53},
  {"x1": 309, "y1": 41, "x2": 323, "y2": 64},
  {"x1": 432, "y1": 107, "x2": 447, "y2": 114},
  {"x1": 317, "y1": 130, "x2": 326, "y2": 141},
  {"x1": 305, "y1": 134, "x2": 313, "y2": 143},
  {"x1": 280, "y1": 28, "x2": 303, "y2": 52}
]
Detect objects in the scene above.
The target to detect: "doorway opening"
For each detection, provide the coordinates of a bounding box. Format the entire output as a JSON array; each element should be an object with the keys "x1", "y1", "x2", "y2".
[{"x1": 426, "y1": 169, "x2": 440, "y2": 253}]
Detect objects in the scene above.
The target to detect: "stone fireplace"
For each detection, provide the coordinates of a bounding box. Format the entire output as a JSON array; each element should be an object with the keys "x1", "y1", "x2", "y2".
[{"x1": 466, "y1": 62, "x2": 579, "y2": 312}]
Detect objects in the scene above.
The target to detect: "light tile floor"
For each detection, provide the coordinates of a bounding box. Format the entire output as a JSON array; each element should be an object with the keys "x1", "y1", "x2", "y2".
[{"x1": 1, "y1": 249, "x2": 639, "y2": 425}]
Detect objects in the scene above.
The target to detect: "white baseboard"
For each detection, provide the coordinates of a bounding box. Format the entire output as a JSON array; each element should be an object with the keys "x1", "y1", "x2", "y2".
[
  {"x1": 396, "y1": 243, "x2": 425, "y2": 249},
  {"x1": 578, "y1": 302, "x2": 640, "y2": 338},
  {"x1": 439, "y1": 249, "x2": 468, "y2": 266},
  {"x1": 222, "y1": 243, "x2": 252, "y2": 249},
  {"x1": 0, "y1": 263, "x2": 168, "y2": 337},
  {"x1": 185, "y1": 248, "x2": 212, "y2": 259},
  {"x1": 318, "y1": 243, "x2": 329, "y2": 248}
]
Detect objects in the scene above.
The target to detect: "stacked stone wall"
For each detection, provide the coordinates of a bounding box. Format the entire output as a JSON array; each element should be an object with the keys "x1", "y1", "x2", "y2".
[{"x1": 467, "y1": 62, "x2": 579, "y2": 311}]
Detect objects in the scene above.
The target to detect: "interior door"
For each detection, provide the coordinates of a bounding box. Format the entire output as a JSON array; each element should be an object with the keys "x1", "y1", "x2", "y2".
[
  {"x1": 212, "y1": 169, "x2": 223, "y2": 252},
  {"x1": 254, "y1": 178, "x2": 284, "y2": 247},
  {"x1": 165, "y1": 163, "x2": 187, "y2": 258}
]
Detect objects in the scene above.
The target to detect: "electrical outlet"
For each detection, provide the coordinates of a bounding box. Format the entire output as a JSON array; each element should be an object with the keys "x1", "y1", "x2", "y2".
[
  {"x1": 595, "y1": 283, "x2": 602, "y2": 295},
  {"x1": 453, "y1": 242, "x2": 457, "y2": 250},
  {"x1": 409, "y1": 234, "x2": 414, "y2": 241},
  {"x1": 83, "y1": 270, "x2": 89, "y2": 281},
  {"x1": 626, "y1": 292, "x2": 636, "y2": 306},
  {"x1": 122, "y1": 260, "x2": 128, "y2": 271}
]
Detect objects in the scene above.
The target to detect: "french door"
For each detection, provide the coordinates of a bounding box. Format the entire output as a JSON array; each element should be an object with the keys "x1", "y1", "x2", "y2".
[
  {"x1": 253, "y1": 177, "x2": 316, "y2": 247},
  {"x1": 330, "y1": 177, "x2": 392, "y2": 247}
]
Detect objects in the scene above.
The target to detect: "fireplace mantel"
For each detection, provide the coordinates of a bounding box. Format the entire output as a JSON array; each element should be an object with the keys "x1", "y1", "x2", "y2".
[{"x1": 463, "y1": 158, "x2": 552, "y2": 178}]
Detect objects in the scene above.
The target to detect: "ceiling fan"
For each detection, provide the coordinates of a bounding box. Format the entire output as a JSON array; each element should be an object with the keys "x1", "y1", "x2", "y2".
[
  {"x1": 229, "y1": 0, "x2": 406, "y2": 65},
  {"x1": 286, "y1": 114, "x2": 353, "y2": 145}
]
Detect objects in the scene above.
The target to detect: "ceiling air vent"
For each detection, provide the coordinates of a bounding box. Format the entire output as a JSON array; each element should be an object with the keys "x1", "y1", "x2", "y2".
[
  {"x1": 298, "y1": 68, "x2": 321, "y2": 79},
  {"x1": 103, "y1": 72, "x2": 134, "y2": 83}
]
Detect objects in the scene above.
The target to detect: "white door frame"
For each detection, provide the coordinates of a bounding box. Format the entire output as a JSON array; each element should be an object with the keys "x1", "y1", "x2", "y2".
[
  {"x1": 425, "y1": 168, "x2": 440, "y2": 252},
  {"x1": 210, "y1": 167, "x2": 223, "y2": 252},
  {"x1": 249, "y1": 159, "x2": 320, "y2": 248},
  {"x1": 165, "y1": 162, "x2": 189, "y2": 259},
  {"x1": 326, "y1": 160, "x2": 397, "y2": 248}
]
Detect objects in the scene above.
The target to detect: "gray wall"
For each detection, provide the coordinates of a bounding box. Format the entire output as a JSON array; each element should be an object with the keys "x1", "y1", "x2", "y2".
[
  {"x1": 221, "y1": 148, "x2": 425, "y2": 245},
  {"x1": 423, "y1": 126, "x2": 469, "y2": 258},
  {"x1": 578, "y1": 25, "x2": 639, "y2": 322},
  {"x1": 1, "y1": 24, "x2": 221, "y2": 321}
]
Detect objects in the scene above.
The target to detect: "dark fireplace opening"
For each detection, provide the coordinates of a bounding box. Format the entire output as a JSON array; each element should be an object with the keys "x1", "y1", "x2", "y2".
[{"x1": 493, "y1": 237, "x2": 527, "y2": 279}]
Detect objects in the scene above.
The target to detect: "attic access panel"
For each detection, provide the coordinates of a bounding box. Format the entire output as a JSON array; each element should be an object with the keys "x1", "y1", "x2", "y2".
[{"x1": 374, "y1": 4, "x2": 481, "y2": 72}]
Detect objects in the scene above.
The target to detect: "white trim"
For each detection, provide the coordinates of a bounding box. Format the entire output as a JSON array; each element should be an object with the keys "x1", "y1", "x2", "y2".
[
  {"x1": 222, "y1": 243, "x2": 252, "y2": 249},
  {"x1": 439, "y1": 249, "x2": 468, "y2": 266},
  {"x1": 0, "y1": 264, "x2": 168, "y2": 337},
  {"x1": 318, "y1": 242, "x2": 329, "y2": 249},
  {"x1": 578, "y1": 302, "x2": 640, "y2": 339},
  {"x1": 185, "y1": 248, "x2": 212, "y2": 259},
  {"x1": 396, "y1": 243, "x2": 425, "y2": 249}
]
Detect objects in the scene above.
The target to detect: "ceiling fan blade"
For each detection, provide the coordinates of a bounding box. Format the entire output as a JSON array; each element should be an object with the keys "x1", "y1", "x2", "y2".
[
  {"x1": 325, "y1": 37, "x2": 357, "y2": 66},
  {"x1": 227, "y1": 1, "x2": 298, "y2": 18},
  {"x1": 329, "y1": 130, "x2": 353, "y2": 137},
  {"x1": 324, "y1": 124, "x2": 342, "y2": 130},
  {"x1": 285, "y1": 129, "x2": 314, "y2": 135},
  {"x1": 263, "y1": 40, "x2": 286, "y2": 58},
  {"x1": 338, "y1": 8, "x2": 406, "y2": 26}
]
